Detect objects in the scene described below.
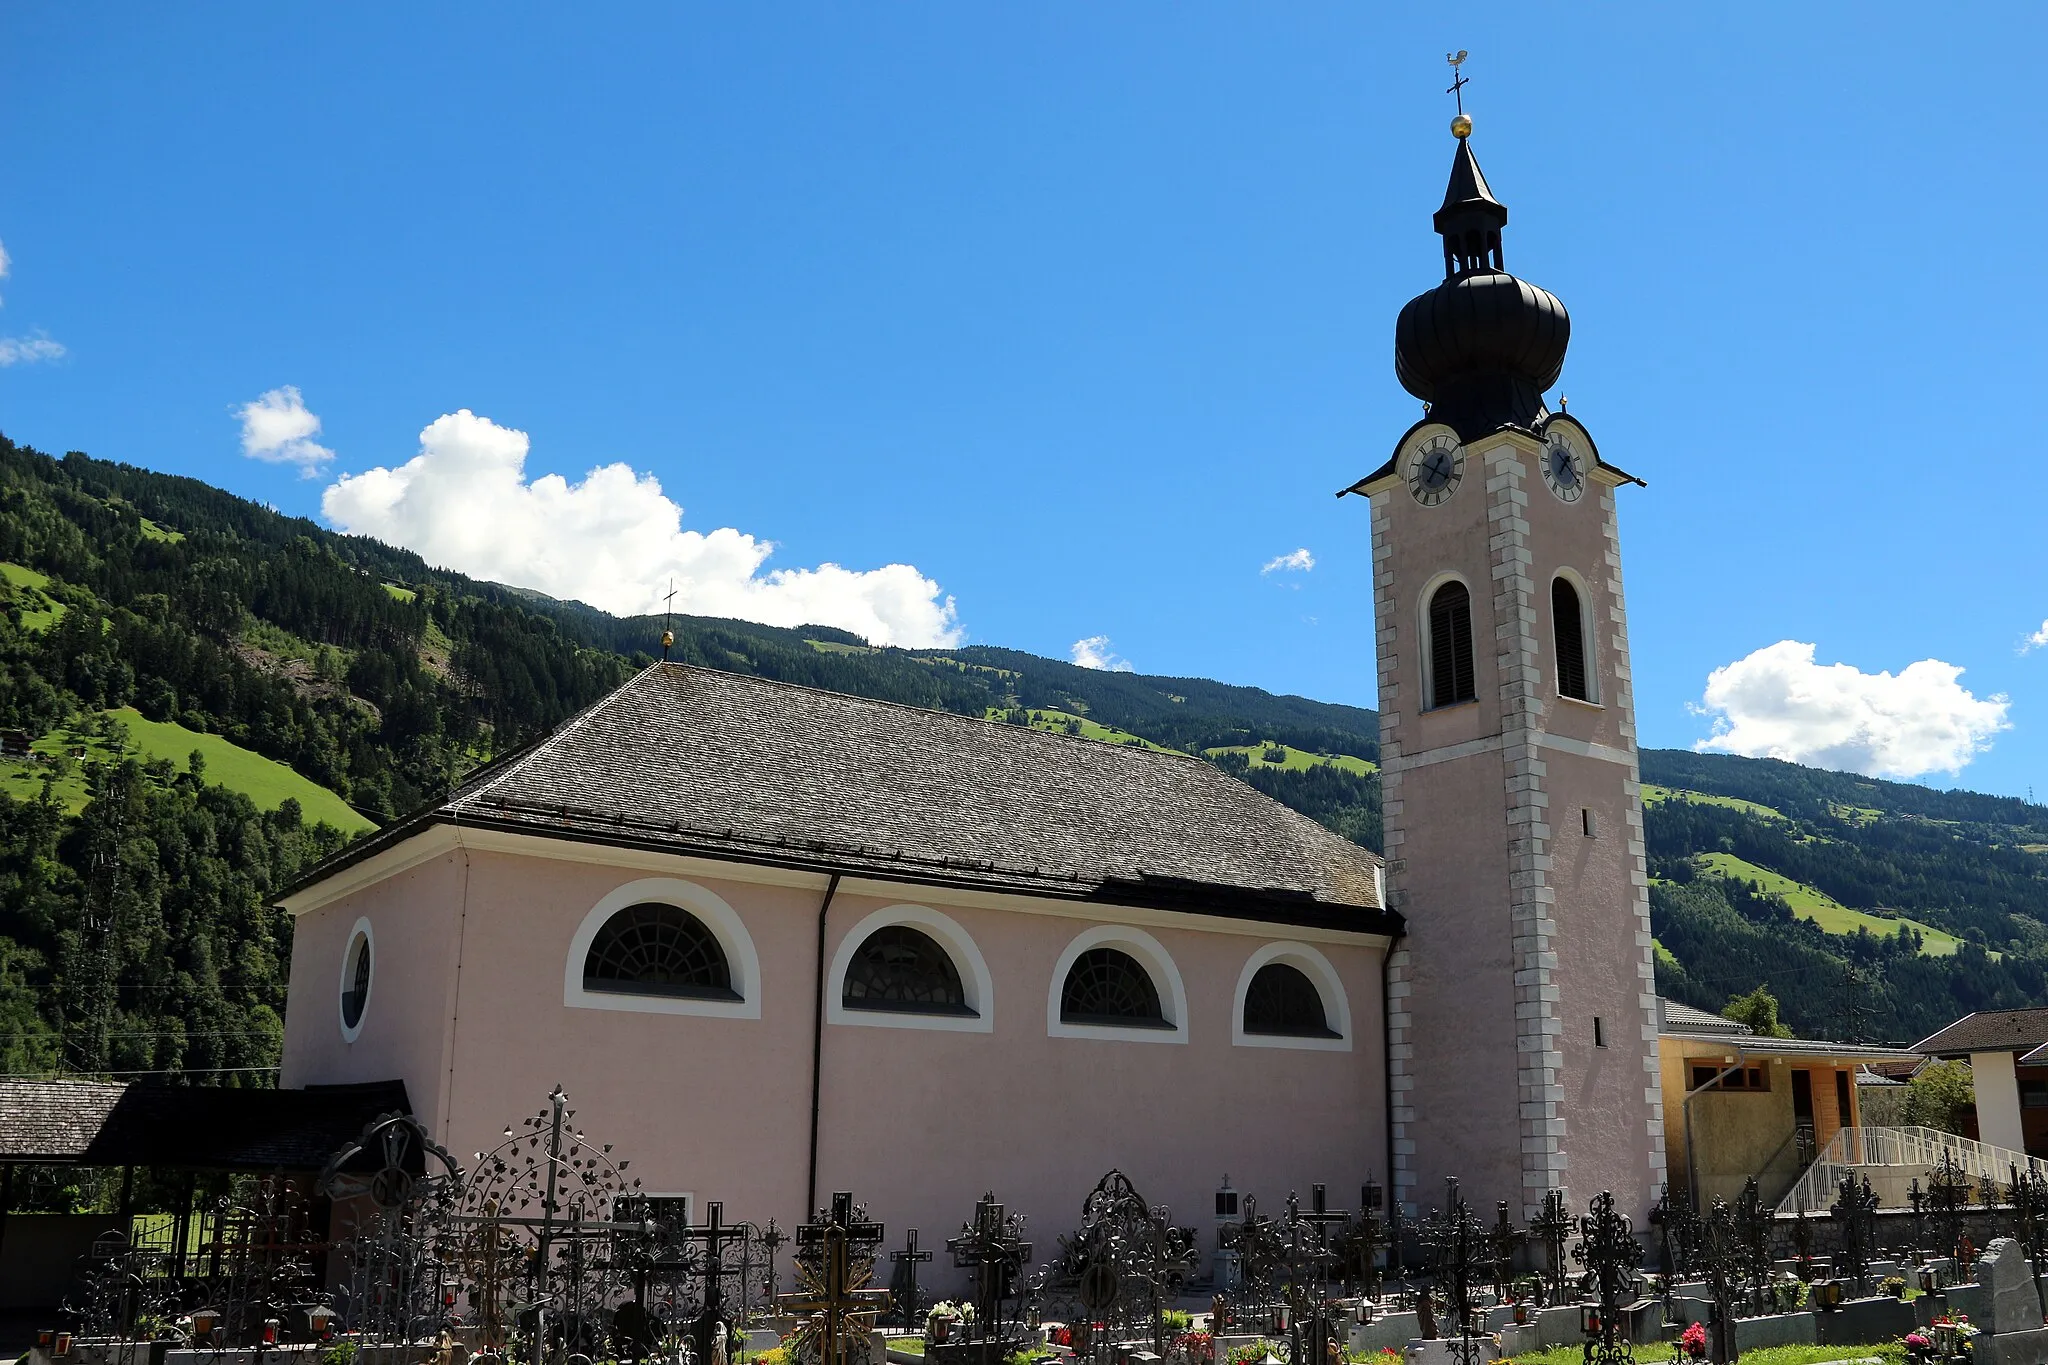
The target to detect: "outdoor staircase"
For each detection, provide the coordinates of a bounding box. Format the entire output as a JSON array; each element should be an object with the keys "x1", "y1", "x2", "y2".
[{"x1": 1774, "y1": 1125, "x2": 2048, "y2": 1216}]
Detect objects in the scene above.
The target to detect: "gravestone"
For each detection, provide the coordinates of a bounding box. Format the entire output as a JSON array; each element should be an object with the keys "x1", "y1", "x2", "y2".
[{"x1": 1985, "y1": 1240, "x2": 2041, "y2": 1335}]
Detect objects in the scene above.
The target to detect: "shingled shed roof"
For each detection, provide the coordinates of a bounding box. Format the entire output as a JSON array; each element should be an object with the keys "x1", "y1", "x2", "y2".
[
  {"x1": 0, "y1": 1079, "x2": 409, "y2": 1169},
  {"x1": 1915, "y1": 1008, "x2": 2048, "y2": 1057},
  {"x1": 292, "y1": 664, "x2": 1393, "y2": 931}
]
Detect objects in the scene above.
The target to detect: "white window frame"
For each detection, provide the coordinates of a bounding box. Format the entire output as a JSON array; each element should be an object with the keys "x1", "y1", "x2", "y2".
[
  {"x1": 827, "y1": 904, "x2": 995, "y2": 1034},
  {"x1": 1046, "y1": 925, "x2": 1189, "y2": 1045},
  {"x1": 564, "y1": 877, "x2": 762, "y2": 1020},
  {"x1": 338, "y1": 916, "x2": 374, "y2": 1044},
  {"x1": 1231, "y1": 941, "x2": 1353, "y2": 1052}
]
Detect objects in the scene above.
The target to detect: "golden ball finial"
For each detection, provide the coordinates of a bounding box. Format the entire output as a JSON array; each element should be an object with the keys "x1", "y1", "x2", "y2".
[
  {"x1": 1451, "y1": 112, "x2": 1472, "y2": 139},
  {"x1": 661, "y1": 629, "x2": 675, "y2": 649}
]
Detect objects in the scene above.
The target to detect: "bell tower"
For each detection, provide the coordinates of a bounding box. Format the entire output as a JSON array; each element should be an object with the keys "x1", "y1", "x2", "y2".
[{"x1": 1344, "y1": 111, "x2": 1666, "y2": 1221}]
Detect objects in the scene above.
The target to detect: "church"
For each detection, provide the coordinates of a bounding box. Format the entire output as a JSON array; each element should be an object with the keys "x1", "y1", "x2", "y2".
[{"x1": 278, "y1": 114, "x2": 1666, "y2": 1260}]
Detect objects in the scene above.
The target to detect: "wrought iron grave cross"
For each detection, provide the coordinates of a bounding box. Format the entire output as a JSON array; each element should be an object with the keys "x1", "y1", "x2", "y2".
[
  {"x1": 784, "y1": 1195, "x2": 893, "y2": 1365},
  {"x1": 892, "y1": 1229, "x2": 934, "y2": 1327}
]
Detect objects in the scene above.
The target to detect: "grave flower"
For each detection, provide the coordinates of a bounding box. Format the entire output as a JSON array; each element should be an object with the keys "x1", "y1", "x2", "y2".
[{"x1": 1680, "y1": 1322, "x2": 1707, "y2": 1360}]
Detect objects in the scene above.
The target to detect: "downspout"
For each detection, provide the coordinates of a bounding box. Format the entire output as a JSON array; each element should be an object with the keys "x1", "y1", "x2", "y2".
[
  {"x1": 1680, "y1": 1046, "x2": 1751, "y2": 1205},
  {"x1": 805, "y1": 873, "x2": 843, "y2": 1217},
  {"x1": 1382, "y1": 925, "x2": 1406, "y2": 1258}
]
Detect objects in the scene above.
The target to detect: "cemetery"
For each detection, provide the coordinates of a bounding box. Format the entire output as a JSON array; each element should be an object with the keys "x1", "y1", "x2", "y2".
[{"x1": 13, "y1": 1081, "x2": 2048, "y2": 1365}]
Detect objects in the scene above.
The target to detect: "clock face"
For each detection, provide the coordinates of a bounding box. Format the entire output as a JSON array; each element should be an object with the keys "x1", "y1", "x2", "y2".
[
  {"x1": 1542, "y1": 431, "x2": 1587, "y2": 503},
  {"x1": 1407, "y1": 435, "x2": 1464, "y2": 507}
]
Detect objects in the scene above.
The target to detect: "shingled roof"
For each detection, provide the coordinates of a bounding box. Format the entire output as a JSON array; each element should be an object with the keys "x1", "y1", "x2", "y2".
[
  {"x1": 292, "y1": 664, "x2": 1393, "y2": 931},
  {"x1": 1914, "y1": 1008, "x2": 2048, "y2": 1057},
  {"x1": 0, "y1": 1079, "x2": 410, "y2": 1168}
]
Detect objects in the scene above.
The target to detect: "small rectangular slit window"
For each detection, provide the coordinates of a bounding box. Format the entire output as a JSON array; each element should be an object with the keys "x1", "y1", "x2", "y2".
[
  {"x1": 1582, "y1": 809, "x2": 1597, "y2": 837},
  {"x1": 1593, "y1": 1016, "x2": 1607, "y2": 1048}
]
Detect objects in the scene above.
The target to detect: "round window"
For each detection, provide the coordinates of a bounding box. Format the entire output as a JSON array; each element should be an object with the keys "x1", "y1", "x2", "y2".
[{"x1": 339, "y1": 920, "x2": 373, "y2": 1040}]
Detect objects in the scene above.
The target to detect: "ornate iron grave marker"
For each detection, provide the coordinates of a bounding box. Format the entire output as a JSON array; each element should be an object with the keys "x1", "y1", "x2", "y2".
[
  {"x1": 947, "y1": 1193, "x2": 1035, "y2": 1361},
  {"x1": 1419, "y1": 1178, "x2": 1494, "y2": 1365},
  {"x1": 1926, "y1": 1149, "x2": 1976, "y2": 1272},
  {"x1": 1028, "y1": 1170, "x2": 1197, "y2": 1361},
  {"x1": 1282, "y1": 1185, "x2": 1349, "y2": 1365},
  {"x1": 1828, "y1": 1171, "x2": 1879, "y2": 1297},
  {"x1": 782, "y1": 1193, "x2": 893, "y2": 1365},
  {"x1": 891, "y1": 1229, "x2": 934, "y2": 1328},
  {"x1": 1570, "y1": 1192, "x2": 1642, "y2": 1365},
  {"x1": 1694, "y1": 1201, "x2": 1742, "y2": 1365},
  {"x1": 319, "y1": 1108, "x2": 468, "y2": 1348},
  {"x1": 1529, "y1": 1189, "x2": 1573, "y2": 1307}
]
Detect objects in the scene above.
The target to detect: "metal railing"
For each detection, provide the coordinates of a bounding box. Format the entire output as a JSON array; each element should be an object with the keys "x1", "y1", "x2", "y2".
[{"x1": 1774, "y1": 1125, "x2": 2048, "y2": 1216}]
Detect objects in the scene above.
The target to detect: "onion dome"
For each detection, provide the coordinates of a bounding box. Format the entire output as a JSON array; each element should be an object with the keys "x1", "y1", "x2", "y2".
[{"x1": 1394, "y1": 129, "x2": 1569, "y2": 440}]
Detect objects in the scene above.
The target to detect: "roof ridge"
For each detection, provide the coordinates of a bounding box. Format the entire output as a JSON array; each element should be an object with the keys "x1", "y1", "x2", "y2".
[{"x1": 651, "y1": 660, "x2": 1220, "y2": 767}]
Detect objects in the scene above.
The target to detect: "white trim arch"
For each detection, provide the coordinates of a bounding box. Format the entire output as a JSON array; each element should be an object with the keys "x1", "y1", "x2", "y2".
[
  {"x1": 1046, "y1": 925, "x2": 1189, "y2": 1044},
  {"x1": 1549, "y1": 566, "x2": 1601, "y2": 705},
  {"x1": 564, "y1": 877, "x2": 762, "y2": 1020},
  {"x1": 826, "y1": 904, "x2": 995, "y2": 1034},
  {"x1": 1231, "y1": 941, "x2": 1353, "y2": 1052},
  {"x1": 1417, "y1": 569, "x2": 1478, "y2": 712},
  {"x1": 338, "y1": 916, "x2": 374, "y2": 1044}
]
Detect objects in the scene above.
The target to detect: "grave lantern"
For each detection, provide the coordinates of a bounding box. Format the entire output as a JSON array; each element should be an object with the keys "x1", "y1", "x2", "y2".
[
  {"x1": 1813, "y1": 1281, "x2": 1844, "y2": 1310},
  {"x1": 261, "y1": 1318, "x2": 280, "y2": 1346},
  {"x1": 306, "y1": 1306, "x2": 336, "y2": 1340},
  {"x1": 1579, "y1": 1306, "x2": 1601, "y2": 1338},
  {"x1": 1361, "y1": 1178, "x2": 1384, "y2": 1213},
  {"x1": 53, "y1": 1334, "x2": 71, "y2": 1357}
]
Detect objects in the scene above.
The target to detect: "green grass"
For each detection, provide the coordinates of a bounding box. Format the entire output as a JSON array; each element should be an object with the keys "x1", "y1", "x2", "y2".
[
  {"x1": 137, "y1": 517, "x2": 183, "y2": 543},
  {"x1": 381, "y1": 582, "x2": 417, "y2": 603},
  {"x1": 1643, "y1": 783, "x2": 1786, "y2": 822},
  {"x1": 1695, "y1": 851, "x2": 1975, "y2": 957},
  {"x1": 106, "y1": 708, "x2": 375, "y2": 832},
  {"x1": 993, "y1": 708, "x2": 1173, "y2": 751},
  {"x1": 807, "y1": 638, "x2": 877, "y2": 655},
  {"x1": 1653, "y1": 937, "x2": 1678, "y2": 968},
  {"x1": 1, "y1": 562, "x2": 68, "y2": 632},
  {"x1": 1206, "y1": 742, "x2": 1377, "y2": 776},
  {"x1": 888, "y1": 1340, "x2": 924, "y2": 1357},
  {"x1": 1831, "y1": 802, "x2": 1884, "y2": 824}
]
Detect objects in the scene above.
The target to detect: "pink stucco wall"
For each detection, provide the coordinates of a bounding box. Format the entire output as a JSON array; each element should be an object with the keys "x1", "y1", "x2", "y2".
[{"x1": 282, "y1": 846, "x2": 1389, "y2": 1292}]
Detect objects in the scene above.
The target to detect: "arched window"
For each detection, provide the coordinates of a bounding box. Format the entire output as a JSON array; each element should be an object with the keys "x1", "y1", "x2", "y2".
[
  {"x1": 1060, "y1": 948, "x2": 1169, "y2": 1028},
  {"x1": 842, "y1": 925, "x2": 973, "y2": 1016},
  {"x1": 1553, "y1": 576, "x2": 1592, "y2": 702},
  {"x1": 1428, "y1": 580, "x2": 1476, "y2": 708},
  {"x1": 1241, "y1": 963, "x2": 1338, "y2": 1039},
  {"x1": 583, "y1": 902, "x2": 738, "y2": 1000}
]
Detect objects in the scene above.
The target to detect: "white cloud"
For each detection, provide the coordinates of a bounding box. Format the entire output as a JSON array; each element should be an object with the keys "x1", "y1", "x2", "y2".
[
  {"x1": 237, "y1": 386, "x2": 335, "y2": 475},
  {"x1": 1262, "y1": 547, "x2": 1315, "y2": 574},
  {"x1": 1693, "y1": 640, "x2": 2009, "y2": 779},
  {"x1": 2023, "y1": 620, "x2": 2048, "y2": 654},
  {"x1": 0, "y1": 238, "x2": 11, "y2": 301},
  {"x1": 321, "y1": 409, "x2": 962, "y2": 648},
  {"x1": 0, "y1": 334, "x2": 64, "y2": 366},
  {"x1": 1070, "y1": 635, "x2": 1135, "y2": 672}
]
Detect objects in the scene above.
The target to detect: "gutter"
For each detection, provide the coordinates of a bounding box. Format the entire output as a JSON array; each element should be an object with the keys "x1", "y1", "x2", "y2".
[{"x1": 805, "y1": 873, "x2": 842, "y2": 1217}]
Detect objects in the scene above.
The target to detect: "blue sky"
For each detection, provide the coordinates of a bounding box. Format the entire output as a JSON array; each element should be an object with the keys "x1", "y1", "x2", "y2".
[{"x1": 2, "y1": 6, "x2": 2045, "y2": 796}]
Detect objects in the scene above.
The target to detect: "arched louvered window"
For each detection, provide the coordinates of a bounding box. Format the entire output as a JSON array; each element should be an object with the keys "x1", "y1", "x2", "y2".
[
  {"x1": 1060, "y1": 948, "x2": 1169, "y2": 1028},
  {"x1": 842, "y1": 926, "x2": 974, "y2": 1016},
  {"x1": 1553, "y1": 576, "x2": 1592, "y2": 702},
  {"x1": 1242, "y1": 962, "x2": 1338, "y2": 1039},
  {"x1": 1428, "y1": 580, "x2": 1477, "y2": 709},
  {"x1": 583, "y1": 902, "x2": 738, "y2": 1000}
]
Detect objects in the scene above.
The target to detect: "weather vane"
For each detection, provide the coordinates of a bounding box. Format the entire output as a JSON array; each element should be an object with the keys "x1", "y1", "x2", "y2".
[
  {"x1": 1445, "y1": 50, "x2": 1472, "y2": 138},
  {"x1": 661, "y1": 577, "x2": 677, "y2": 661}
]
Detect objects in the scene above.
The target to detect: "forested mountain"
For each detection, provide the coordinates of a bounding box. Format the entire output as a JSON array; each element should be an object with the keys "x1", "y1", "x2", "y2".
[{"x1": 2, "y1": 427, "x2": 2046, "y2": 1081}]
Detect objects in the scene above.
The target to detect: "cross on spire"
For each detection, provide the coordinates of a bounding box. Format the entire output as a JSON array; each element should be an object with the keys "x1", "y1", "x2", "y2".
[{"x1": 1446, "y1": 50, "x2": 1469, "y2": 113}]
